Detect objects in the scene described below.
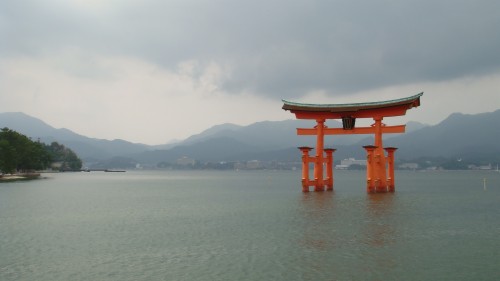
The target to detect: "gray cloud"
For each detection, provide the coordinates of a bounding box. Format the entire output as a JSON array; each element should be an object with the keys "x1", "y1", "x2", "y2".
[{"x1": 2, "y1": 0, "x2": 500, "y2": 98}]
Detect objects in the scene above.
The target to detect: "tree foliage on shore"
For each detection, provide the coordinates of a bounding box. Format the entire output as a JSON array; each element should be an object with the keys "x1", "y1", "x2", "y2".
[
  {"x1": 45, "y1": 142, "x2": 82, "y2": 171},
  {"x1": 0, "y1": 128, "x2": 82, "y2": 173},
  {"x1": 0, "y1": 128, "x2": 50, "y2": 173}
]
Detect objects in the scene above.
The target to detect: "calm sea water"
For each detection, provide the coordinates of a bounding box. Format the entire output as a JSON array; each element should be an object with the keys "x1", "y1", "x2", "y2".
[{"x1": 1, "y1": 170, "x2": 499, "y2": 281}]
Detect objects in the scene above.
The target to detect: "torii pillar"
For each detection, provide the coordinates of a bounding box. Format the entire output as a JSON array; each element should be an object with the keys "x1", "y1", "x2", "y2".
[
  {"x1": 298, "y1": 146, "x2": 313, "y2": 192},
  {"x1": 313, "y1": 119, "x2": 326, "y2": 191},
  {"x1": 282, "y1": 92, "x2": 422, "y2": 193},
  {"x1": 324, "y1": 148, "x2": 336, "y2": 190},
  {"x1": 363, "y1": 145, "x2": 378, "y2": 193},
  {"x1": 384, "y1": 147, "x2": 398, "y2": 192}
]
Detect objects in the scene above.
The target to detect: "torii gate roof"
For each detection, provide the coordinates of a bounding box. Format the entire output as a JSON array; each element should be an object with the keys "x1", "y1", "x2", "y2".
[{"x1": 282, "y1": 92, "x2": 422, "y2": 119}]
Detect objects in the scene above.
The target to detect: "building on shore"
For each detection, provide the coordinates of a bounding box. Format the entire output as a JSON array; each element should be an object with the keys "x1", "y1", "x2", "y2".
[
  {"x1": 335, "y1": 158, "x2": 367, "y2": 169},
  {"x1": 245, "y1": 160, "x2": 261, "y2": 169},
  {"x1": 176, "y1": 156, "x2": 195, "y2": 166},
  {"x1": 399, "y1": 163, "x2": 419, "y2": 170}
]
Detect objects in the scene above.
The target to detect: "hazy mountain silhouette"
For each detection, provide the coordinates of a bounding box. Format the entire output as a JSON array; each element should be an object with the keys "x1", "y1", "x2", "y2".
[
  {"x1": 132, "y1": 137, "x2": 261, "y2": 163},
  {"x1": 385, "y1": 110, "x2": 500, "y2": 162},
  {"x1": 179, "y1": 119, "x2": 371, "y2": 149},
  {"x1": 0, "y1": 112, "x2": 149, "y2": 160},
  {"x1": 146, "y1": 110, "x2": 497, "y2": 164},
  {"x1": 2, "y1": 110, "x2": 499, "y2": 166}
]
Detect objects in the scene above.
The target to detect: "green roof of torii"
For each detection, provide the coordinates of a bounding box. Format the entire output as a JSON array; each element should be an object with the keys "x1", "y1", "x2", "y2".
[{"x1": 282, "y1": 92, "x2": 423, "y2": 113}]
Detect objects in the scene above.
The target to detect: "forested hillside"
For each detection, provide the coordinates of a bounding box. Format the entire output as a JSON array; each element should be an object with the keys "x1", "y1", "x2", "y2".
[{"x1": 0, "y1": 128, "x2": 82, "y2": 173}]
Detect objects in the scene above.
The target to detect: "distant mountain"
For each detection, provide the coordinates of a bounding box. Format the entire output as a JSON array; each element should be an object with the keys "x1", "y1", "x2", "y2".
[
  {"x1": 180, "y1": 123, "x2": 244, "y2": 145},
  {"x1": 384, "y1": 110, "x2": 500, "y2": 162},
  {"x1": 158, "y1": 118, "x2": 428, "y2": 162},
  {"x1": 0, "y1": 112, "x2": 150, "y2": 161},
  {"x1": 178, "y1": 119, "x2": 372, "y2": 150},
  {"x1": 405, "y1": 121, "x2": 429, "y2": 132},
  {"x1": 132, "y1": 137, "x2": 262, "y2": 164},
  {"x1": 2, "y1": 110, "x2": 498, "y2": 167},
  {"x1": 150, "y1": 123, "x2": 244, "y2": 150},
  {"x1": 0, "y1": 112, "x2": 79, "y2": 141},
  {"x1": 142, "y1": 110, "x2": 495, "y2": 164}
]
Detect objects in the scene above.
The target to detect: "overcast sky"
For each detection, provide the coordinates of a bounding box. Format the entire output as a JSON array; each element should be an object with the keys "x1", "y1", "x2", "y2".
[{"x1": 1, "y1": 0, "x2": 499, "y2": 144}]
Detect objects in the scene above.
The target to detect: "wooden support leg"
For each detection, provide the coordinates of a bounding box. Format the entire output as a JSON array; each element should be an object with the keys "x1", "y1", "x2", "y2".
[
  {"x1": 384, "y1": 147, "x2": 398, "y2": 192},
  {"x1": 299, "y1": 147, "x2": 313, "y2": 192},
  {"x1": 363, "y1": 145, "x2": 377, "y2": 193},
  {"x1": 324, "y1": 148, "x2": 336, "y2": 191}
]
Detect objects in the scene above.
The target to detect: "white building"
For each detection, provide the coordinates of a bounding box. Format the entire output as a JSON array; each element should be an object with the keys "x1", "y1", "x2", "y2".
[
  {"x1": 176, "y1": 156, "x2": 195, "y2": 166},
  {"x1": 246, "y1": 160, "x2": 261, "y2": 169},
  {"x1": 399, "y1": 163, "x2": 419, "y2": 170},
  {"x1": 336, "y1": 158, "x2": 367, "y2": 169},
  {"x1": 341, "y1": 158, "x2": 367, "y2": 166}
]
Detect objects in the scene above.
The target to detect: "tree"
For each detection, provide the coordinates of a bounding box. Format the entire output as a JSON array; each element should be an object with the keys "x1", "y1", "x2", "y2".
[
  {"x1": 0, "y1": 128, "x2": 52, "y2": 173},
  {"x1": 44, "y1": 142, "x2": 82, "y2": 171},
  {"x1": 0, "y1": 138, "x2": 16, "y2": 173},
  {"x1": 0, "y1": 128, "x2": 83, "y2": 173}
]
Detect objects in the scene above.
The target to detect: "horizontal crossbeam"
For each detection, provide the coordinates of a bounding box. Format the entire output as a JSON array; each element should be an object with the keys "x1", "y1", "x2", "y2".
[
  {"x1": 297, "y1": 125, "x2": 405, "y2": 135},
  {"x1": 303, "y1": 157, "x2": 331, "y2": 163}
]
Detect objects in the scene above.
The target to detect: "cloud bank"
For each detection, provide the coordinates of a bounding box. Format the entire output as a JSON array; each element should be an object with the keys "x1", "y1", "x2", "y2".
[{"x1": 1, "y1": 0, "x2": 499, "y2": 144}]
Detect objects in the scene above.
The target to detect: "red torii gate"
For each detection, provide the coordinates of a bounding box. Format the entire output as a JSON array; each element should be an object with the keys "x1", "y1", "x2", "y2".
[{"x1": 282, "y1": 93, "x2": 423, "y2": 193}]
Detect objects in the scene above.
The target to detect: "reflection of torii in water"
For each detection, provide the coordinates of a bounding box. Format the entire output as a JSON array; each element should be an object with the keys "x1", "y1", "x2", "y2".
[{"x1": 282, "y1": 92, "x2": 423, "y2": 193}]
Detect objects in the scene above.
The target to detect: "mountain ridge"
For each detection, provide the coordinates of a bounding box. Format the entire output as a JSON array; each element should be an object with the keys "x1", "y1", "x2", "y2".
[
  {"x1": 0, "y1": 112, "x2": 149, "y2": 160},
  {"x1": 1, "y1": 110, "x2": 498, "y2": 166}
]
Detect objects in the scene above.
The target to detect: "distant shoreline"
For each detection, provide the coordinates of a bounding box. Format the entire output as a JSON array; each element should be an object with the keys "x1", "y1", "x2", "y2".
[{"x1": 0, "y1": 173, "x2": 41, "y2": 182}]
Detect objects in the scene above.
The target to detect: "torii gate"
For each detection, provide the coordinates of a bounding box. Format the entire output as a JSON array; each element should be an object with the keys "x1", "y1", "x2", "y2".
[{"x1": 282, "y1": 92, "x2": 422, "y2": 193}]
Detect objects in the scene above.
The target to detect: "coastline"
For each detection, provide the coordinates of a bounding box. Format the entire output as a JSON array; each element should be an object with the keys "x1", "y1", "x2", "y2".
[{"x1": 0, "y1": 173, "x2": 41, "y2": 182}]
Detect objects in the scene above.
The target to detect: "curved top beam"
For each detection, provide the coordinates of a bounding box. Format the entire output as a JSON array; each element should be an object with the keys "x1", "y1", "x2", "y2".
[
  {"x1": 282, "y1": 92, "x2": 424, "y2": 112},
  {"x1": 282, "y1": 92, "x2": 422, "y2": 113}
]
